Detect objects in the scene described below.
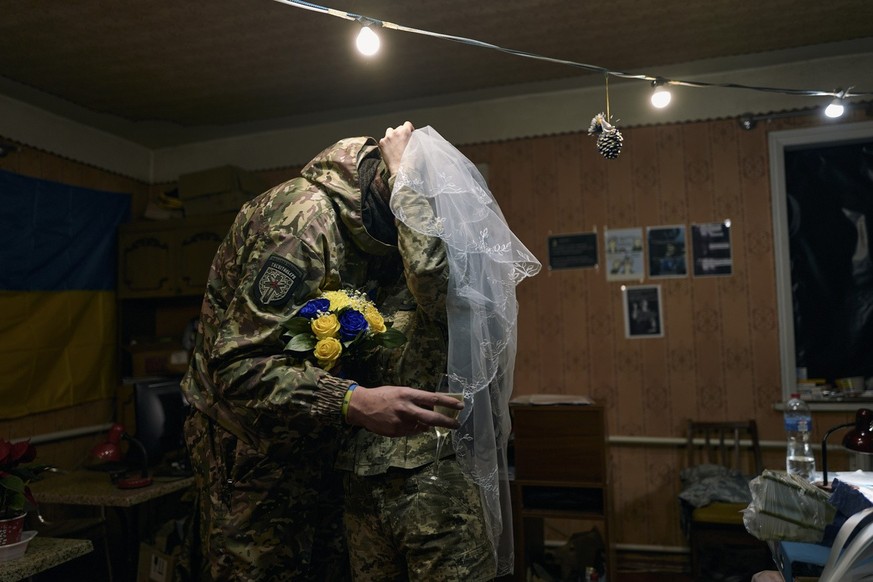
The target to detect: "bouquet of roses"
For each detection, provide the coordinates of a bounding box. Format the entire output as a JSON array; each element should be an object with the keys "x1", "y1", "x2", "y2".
[{"x1": 283, "y1": 289, "x2": 406, "y2": 370}]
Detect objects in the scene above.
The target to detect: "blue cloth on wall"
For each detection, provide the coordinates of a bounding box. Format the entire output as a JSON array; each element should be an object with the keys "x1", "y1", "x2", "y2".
[
  {"x1": 0, "y1": 169, "x2": 131, "y2": 418},
  {"x1": 0, "y1": 169, "x2": 130, "y2": 291}
]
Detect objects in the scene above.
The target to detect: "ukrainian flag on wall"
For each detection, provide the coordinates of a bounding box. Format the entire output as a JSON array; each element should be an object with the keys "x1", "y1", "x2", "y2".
[{"x1": 0, "y1": 170, "x2": 130, "y2": 418}]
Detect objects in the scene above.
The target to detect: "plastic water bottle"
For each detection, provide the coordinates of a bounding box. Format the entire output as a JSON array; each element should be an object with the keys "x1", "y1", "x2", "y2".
[{"x1": 785, "y1": 392, "x2": 815, "y2": 480}]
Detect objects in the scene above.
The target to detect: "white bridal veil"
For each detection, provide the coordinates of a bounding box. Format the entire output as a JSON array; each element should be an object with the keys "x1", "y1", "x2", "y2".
[{"x1": 390, "y1": 126, "x2": 542, "y2": 576}]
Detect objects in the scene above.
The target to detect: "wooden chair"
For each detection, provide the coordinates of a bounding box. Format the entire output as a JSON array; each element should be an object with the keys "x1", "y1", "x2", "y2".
[{"x1": 684, "y1": 420, "x2": 771, "y2": 581}]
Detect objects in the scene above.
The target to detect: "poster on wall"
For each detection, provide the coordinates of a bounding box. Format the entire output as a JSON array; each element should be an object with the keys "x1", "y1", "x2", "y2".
[
  {"x1": 604, "y1": 227, "x2": 645, "y2": 281},
  {"x1": 691, "y1": 221, "x2": 733, "y2": 276},
  {"x1": 647, "y1": 225, "x2": 688, "y2": 278},
  {"x1": 623, "y1": 284, "x2": 664, "y2": 338},
  {"x1": 547, "y1": 232, "x2": 598, "y2": 270}
]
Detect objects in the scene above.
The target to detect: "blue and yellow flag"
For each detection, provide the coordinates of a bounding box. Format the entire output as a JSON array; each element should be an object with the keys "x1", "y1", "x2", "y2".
[{"x1": 0, "y1": 170, "x2": 130, "y2": 418}]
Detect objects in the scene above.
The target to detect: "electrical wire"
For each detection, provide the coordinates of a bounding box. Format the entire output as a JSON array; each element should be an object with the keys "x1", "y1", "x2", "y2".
[{"x1": 273, "y1": 0, "x2": 872, "y2": 100}]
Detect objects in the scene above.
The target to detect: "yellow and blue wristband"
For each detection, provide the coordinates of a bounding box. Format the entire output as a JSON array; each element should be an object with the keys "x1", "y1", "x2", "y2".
[{"x1": 341, "y1": 383, "x2": 358, "y2": 420}]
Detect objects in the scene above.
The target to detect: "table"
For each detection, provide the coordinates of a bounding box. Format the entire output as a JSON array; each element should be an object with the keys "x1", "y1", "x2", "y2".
[
  {"x1": 29, "y1": 470, "x2": 194, "y2": 508},
  {"x1": 0, "y1": 536, "x2": 93, "y2": 582},
  {"x1": 29, "y1": 470, "x2": 194, "y2": 579}
]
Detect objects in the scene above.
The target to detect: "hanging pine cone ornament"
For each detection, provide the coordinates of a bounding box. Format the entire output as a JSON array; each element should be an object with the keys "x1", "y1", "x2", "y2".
[{"x1": 588, "y1": 113, "x2": 624, "y2": 160}]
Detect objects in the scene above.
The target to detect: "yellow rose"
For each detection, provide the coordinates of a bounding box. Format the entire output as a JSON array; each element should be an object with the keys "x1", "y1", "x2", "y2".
[
  {"x1": 314, "y1": 337, "x2": 342, "y2": 368},
  {"x1": 311, "y1": 313, "x2": 340, "y2": 339},
  {"x1": 322, "y1": 290, "x2": 353, "y2": 312},
  {"x1": 364, "y1": 306, "x2": 386, "y2": 333}
]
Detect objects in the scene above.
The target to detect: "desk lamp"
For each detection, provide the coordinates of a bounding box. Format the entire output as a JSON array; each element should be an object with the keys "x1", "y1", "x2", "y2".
[
  {"x1": 821, "y1": 408, "x2": 873, "y2": 488},
  {"x1": 90, "y1": 423, "x2": 153, "y2": 489}
]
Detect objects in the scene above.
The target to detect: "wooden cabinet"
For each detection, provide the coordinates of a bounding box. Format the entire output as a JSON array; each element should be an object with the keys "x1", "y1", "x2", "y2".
[
  {"x1": 116, "y1": 213, "x2": 236, "y2": 378},
  {"x1": 117, "y1": 213, "x2": 236, "y2": 298},
  {"x1": 510, "y1": 403, "x2": 614, "y2": 581}
]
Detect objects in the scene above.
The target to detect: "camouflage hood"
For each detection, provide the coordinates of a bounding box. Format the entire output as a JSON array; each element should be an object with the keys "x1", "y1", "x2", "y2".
[{"x1": 301, "y1": 136, "x2": 395, "y2": 256}]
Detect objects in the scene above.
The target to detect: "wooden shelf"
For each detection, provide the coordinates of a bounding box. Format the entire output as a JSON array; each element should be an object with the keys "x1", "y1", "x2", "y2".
[{"x1": 510, "y1": 403, "x2": 614, "y2": 581}]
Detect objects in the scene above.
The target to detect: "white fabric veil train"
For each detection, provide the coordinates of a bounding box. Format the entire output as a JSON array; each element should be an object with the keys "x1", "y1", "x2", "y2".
[{"x1": 390, "y1": 126, "x2": 542, "y2": 576}]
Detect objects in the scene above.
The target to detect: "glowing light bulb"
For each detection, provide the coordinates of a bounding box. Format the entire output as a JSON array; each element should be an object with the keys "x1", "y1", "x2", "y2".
[
  {"x1": 825, "y1": 99, "x2": 845, "y2": 118},
  {"x1": 356, "y1": 26, "x2": 380, "y2": 56},
  {"x1": 651, "y1": 85, "x2": 672, "y2": 109}
]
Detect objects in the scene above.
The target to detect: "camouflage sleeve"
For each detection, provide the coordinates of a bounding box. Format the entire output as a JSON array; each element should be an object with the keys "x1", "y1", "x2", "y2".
[
  {"x1": 391, "y1": 183, "x2": 449, "y2": 323},
  {"x1": 374, "y1": 183, "x2": 449, "y2": 389},
  {"x1": 202, "y1": 201, "x2": 354, "y2": 447}
]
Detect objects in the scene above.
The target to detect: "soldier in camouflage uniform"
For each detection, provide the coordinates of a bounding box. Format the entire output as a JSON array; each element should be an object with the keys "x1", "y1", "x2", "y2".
[
  {"x1": 180, "y1": 122, "x2": 464, "y2": 581},
  {"x1": 337, "y1": 177, "x2": 496, "y2": 580}
]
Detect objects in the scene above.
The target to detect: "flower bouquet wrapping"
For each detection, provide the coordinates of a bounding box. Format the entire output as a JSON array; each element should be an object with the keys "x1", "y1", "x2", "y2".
[{"x1": 282, "y1": 289, "x2": 406, "y2": 370}]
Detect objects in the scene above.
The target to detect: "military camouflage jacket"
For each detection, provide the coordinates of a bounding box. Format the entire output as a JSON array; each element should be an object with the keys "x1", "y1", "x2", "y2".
[
  {"x1": 336, "y1": 183, "x2": 450, "y2": 475},
  {"x1": 180, "y1": 136, "x2": 447, "y2": 467}
]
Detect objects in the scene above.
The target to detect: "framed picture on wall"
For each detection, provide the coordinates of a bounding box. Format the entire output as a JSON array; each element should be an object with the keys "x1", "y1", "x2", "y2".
[
  {"x1": 647, "y1": 225, "x2": 688, "y2": 278},
  {"x1": 547, "y1": 232, "x2": 598, "y2": 270},
  {"x1": 605, "y1": 227, "x2": 645, "y2": 281},
  {"x1": 691, "y1": 220, "x2": 733, "y2": 276},
  {"x1": 622, "y1": 284, "x2": 664, "y2": 338}
]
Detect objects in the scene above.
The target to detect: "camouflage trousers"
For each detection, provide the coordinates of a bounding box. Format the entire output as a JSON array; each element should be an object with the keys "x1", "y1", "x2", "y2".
[
  {"x1": 184, "y1": 411, "x2": 351, "y2": 582},
  {"x1": 343, "y1": 458, "x2": 496, "y2": 582}
]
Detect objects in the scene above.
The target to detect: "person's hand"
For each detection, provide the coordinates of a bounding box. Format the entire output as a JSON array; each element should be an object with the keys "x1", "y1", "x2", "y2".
[
  {"x1": 345, "y1": 384, "x2": 463, "y2": 437},
  {"x1": 379, "y1": 121, "x2": 415, "y2": 177}
]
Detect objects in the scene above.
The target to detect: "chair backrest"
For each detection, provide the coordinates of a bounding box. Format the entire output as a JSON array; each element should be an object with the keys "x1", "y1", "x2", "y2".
[{"x1": 686, "y1": 420, "x2": 764, "y2": 477}]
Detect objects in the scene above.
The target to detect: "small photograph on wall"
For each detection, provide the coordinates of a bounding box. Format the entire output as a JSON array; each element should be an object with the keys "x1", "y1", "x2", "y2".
[
  {"x1": 623, "y1": 284, "x2": 664, "y2": 338},
  {"x1": 547, "y1": 232, "x2": 598, "y2": 270},
  {"x1": 605, "y1": 227, "x2": 645, "y2": 281},
  {"x1": 647, "y1": 225, "x2": 688, "y2": 278},
  {"x1": 691, "y1": 220, "x2": 733, "y2": 276}
]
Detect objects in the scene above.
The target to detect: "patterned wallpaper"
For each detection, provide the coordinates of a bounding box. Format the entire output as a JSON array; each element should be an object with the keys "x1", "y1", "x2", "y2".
[{"x1": 460, "y1": 111, "x2": 869, "y2": 549}]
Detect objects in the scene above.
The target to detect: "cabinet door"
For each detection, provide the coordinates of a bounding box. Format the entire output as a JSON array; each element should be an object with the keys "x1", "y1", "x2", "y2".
[
  {"x1": 175, "y1": 224, "x2": 227, "y2": 296},
  {"x1": 512, "y1": 406, "x2": 606, "y2": 483},
  {"x1": 118, "y1": 230, "x2": 176, "y2": 298},
  {"x1": 117, "y1": 214, "x2": 235, "y2": 298}
]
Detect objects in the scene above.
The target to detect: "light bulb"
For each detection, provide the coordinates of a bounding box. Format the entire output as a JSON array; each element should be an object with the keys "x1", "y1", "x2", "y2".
[
  {"x1": 651, "y1": 85, "x2": 672, "y2": 109},
  {"x1": 825, "y1": 99, "x2": 845, "y2": 118},
  {"x1": 356, "y1": 26, "x2": 380, "y2": 56}
]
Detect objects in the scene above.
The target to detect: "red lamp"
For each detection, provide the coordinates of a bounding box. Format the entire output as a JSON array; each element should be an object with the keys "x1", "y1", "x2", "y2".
[
  {"x1": 90, "y1": 423, "x2": 153, "y2": 489},
  {"x1": 821, "y1": 408, "x2": 873, "y2": 488}
]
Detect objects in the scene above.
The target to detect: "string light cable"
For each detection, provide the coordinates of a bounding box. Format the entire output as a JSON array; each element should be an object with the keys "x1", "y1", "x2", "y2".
[
  {"x1": 274, "y1": 0, "x2": 872, "y2": 102},
  {"x1": 278, "y1": 0, "x2": 869, "y2": 158}
]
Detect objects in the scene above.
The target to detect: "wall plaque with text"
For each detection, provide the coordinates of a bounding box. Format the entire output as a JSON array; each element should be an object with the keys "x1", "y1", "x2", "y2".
[{"x1": 548, "y1": 233, "x2": 598, "y2": 270}]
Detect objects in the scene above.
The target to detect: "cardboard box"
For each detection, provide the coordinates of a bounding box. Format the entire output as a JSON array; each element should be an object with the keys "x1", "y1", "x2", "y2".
[
  {"x1": 129, "y1": 342, "x2": 190, "y2": 377},
  {"x1": 137, "y1": 542, "x2": 177, "y2": 582},
  {"x1": 177, "y1": 165, "x2": 265, "y2": 216}
]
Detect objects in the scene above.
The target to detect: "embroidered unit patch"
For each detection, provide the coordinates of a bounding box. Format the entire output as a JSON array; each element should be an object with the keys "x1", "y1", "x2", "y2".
[{"x1": 254, "y1": 255, "x2": 304, "y2": 308}]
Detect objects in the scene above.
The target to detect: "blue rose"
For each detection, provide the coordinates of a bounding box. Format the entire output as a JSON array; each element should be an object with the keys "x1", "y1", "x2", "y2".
[
  {"x1": 299, "y1": 298, "x2": 330, "y2": 319},
  {"x1": 338, "y1": 309, "x2": 368, "y2": 341}
]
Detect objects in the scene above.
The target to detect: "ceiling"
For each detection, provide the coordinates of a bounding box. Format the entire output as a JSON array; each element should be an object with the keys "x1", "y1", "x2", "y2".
[{"x1": 2, "y1": 0, "x2": 872, "y2": 148}]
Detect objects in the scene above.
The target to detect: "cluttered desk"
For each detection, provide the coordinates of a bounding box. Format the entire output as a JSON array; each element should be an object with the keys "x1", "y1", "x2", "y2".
[
  {"x1": 29, "y1": 469, "x2": 194, "y2": 580},
  {"x1": 748, "y1": 470, "x2": 873, "y2": 581}
]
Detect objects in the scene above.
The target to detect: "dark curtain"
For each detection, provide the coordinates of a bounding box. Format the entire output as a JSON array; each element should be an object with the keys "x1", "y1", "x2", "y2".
[{"x1": 786, "y1": 141, "x2": 873, "y2": 382}]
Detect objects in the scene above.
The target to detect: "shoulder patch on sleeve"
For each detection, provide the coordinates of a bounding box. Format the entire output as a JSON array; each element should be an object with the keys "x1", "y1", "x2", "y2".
[{"x1": 253, "y1": 254, "x2": 305, "y2": 308}]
